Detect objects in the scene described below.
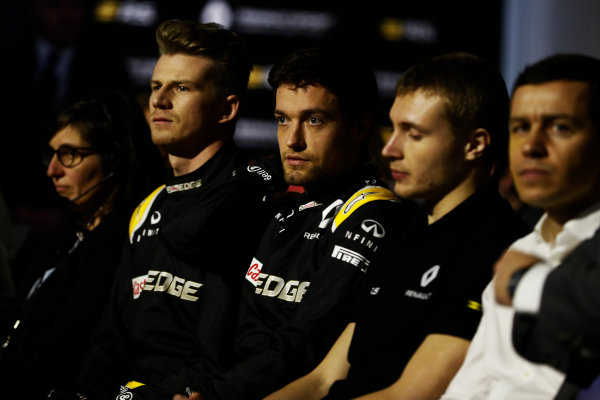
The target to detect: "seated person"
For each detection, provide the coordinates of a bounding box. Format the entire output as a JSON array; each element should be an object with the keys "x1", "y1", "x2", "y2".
[
  {"x1": 495, "y1": 226, "x2": 600, "y2": 399},
  {"x1": 443, "y1": 53, "x2": 600, "y2": 400},
  {"x1": 64, "y1": 20, "x2": 282, "y2": 400},
  {"x1": 264, "y1": 52, "x2": 529, "y2": 400},
  {"x1": 177, "y1": 45, "x2": 421, "y2": 400},
  {"x1": 0, "y1": 90, "x2": 163, "y2": 398}
]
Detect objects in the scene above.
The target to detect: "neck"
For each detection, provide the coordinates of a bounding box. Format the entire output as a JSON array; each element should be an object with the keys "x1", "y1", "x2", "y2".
[
  {"x1": 542, "y1": 197, "x2": 600, "y2": 244},
  {"x1": 427, "y1": 170, "x2": 488, "y2": 224},
  {"x1": 303, "y1": 162, "x2": 362, "y2": 196},
  {"x1": 168, "y1": 140, "x2": 226, "y2": 176},
  {"x1": 540, "y1": 216, "x2": 564, "y2": 245},
  {"x1": 78, "y1": 188, "x2": 116, "y2": 231}
]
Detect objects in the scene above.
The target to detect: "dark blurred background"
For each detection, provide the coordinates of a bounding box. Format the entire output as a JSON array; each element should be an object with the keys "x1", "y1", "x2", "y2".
[{"x1": 1, "y1": 0, "x2": 600, "y2": 240}]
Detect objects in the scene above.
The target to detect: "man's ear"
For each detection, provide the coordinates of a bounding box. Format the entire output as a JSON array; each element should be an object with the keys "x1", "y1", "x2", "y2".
[
  {"x1": 351, "y1": 113, "x2": 374, "y2": 143},
  {"x1": 218, "y1": 94, "x2": 240, "y2": 124},
  {"x1": 465, "y1": 128, "x2": 491, "y2": 161}
]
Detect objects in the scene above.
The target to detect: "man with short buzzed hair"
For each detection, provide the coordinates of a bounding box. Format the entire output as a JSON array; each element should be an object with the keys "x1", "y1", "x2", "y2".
[{"x1": 264, "y1": 52, "x2": 528, "y2": 400}]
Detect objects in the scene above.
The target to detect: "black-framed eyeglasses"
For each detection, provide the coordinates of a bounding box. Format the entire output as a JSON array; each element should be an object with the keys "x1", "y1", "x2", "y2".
[{"x1": 43, "y1": 145, "x2": 97, "y2": 168}]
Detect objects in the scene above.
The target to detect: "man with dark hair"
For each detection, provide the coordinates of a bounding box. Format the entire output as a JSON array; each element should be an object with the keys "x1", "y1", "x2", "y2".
[
  {"x1": 176, "y1": 46, "x2": 419, "y2": 400},
  {"x1": 264, "y1": 52, "x2": 528, "y2": 400},
  {"x1": 444, "y1": 53, "x2": 600, "y2": 399},
  {"x1": 49, "y1": 20, "x2": 282, "y2": 400}
]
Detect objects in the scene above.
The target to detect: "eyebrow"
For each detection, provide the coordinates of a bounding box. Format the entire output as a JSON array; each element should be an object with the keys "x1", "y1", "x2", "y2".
[
  {"x1": 274, "y1": 108, "x2": 335, "y2": 118},
  {"x1": 392, "y1": 119, "x2": 430, "y2": 133},
  {"x1": 150, "y1": 79, "x2": 197, "y2": 87},
  {"x1": 509, "y1": 114, "x2": 582, "y2": 123}
]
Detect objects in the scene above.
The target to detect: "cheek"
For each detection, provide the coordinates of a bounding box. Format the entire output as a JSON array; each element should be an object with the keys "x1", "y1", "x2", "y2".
[
  {"x1": 77, "y1": 162, "x2": 105, "y2": 190},
  {"x1": 560, "y1": 147, "x2": 600, "y2": 191},
  {"x1": 508, "y1": 138, "x2": 523, "y2": 166},
  {"x1": 316, "y1": 138, "x2": 345, "y2": 168},
  {"x1": 67, "y1": 170, "x2": 86, "y2": 191},
  {"x1": 277, "y1": 129, "x2": 287, "y2": 148}
]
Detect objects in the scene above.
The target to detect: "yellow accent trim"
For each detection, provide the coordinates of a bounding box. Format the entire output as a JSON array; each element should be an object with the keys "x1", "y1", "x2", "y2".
[
  {"x1": 332, "y1": 186, "x2": 397, "y2": 231},
  {"x1": 467, "y1": 300, "x2": 482, "y2": 311},
  {"x1": 125, "y1": 381, "x2": 145, "y2": 389},
  {"x1": 129, "y1": 184, "x2": 165, "y2": 243}
]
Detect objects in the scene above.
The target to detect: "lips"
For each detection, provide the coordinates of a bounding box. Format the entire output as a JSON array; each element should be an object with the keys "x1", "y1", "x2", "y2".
[
  {"x1": 151, "y1": 114, "x2": 174, "y2": 125},
  {"x1": 519, "y1": 168, "x2": 549, "y2": 176},
  {"x1": 285, "y1": 154, "x2": 309, "y2": 167},
  {"x1": 54, "y1": 185, "x2": 69, "y2": 194},
  {"x1": 516, "y1": 164, "x2": 551, "y2": 177},
  {"x1": 389, "y1": 168, "x2": 409, "y2": 181},
  {"x1": 514, "y1": 164, "x2": 553, "y2": 185}
]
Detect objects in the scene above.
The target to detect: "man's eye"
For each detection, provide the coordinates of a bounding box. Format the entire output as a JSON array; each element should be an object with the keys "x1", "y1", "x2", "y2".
[
  {"x1": 510, "y1": 123, "x2": 529, "y2": 134},
  {"x1": 151, "y1": 84, "x2": 161, "y2": 91},
  {"x1": 406, "y1": 131, "x2": 422, "y2": 141},
  {"x1": 309, "y1": 116, "x2": 322, "y2": 125},
  {"x1": 275, "y1": 116, "x2": 287, "y2": 125},
  {"x1": 552, "y1": 123, "x2": 571, "y2": 133},
  {"x1": 176, "y1": 85, "x2": 189, "y2": 92}
]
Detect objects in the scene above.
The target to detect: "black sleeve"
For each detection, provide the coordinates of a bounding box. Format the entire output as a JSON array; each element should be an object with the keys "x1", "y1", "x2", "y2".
[
  {"x1": 427, "y1": 239, "x2": 499, "y2": 340},
  {"x1": 193, "y1": 200, "x2": 414, "y2": 400},
  {"x1": 512, "y1": 227, "x2": 600, "y2": 387}
]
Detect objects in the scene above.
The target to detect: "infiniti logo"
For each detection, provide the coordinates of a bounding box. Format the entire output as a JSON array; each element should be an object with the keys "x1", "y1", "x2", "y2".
[{"x1": 361, "y1": 219, "x2": 385, "y2": 238}]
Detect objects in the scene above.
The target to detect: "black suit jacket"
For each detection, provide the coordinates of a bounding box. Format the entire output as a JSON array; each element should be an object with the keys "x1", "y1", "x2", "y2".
[{"x1": 513, "y1": 227, "x2": 600, "y2": 397}]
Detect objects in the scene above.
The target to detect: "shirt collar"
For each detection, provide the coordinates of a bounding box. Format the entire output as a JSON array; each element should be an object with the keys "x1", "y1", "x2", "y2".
[{"x1": 533, "y1": 201, "x2": 600, "y2": 254}]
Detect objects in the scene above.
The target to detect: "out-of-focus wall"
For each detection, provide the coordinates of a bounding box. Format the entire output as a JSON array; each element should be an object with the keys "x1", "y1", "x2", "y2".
[{"x1": 501, "y1": 0, "x2": 600, "y2": 92}]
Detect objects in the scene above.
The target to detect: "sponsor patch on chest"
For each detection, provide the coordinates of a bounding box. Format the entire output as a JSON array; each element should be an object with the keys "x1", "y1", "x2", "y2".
[
  {"x1": 139, "y1": 270, "x2": 203, "y2": 301},
  {"x1": 246, "y1": 257, "x2": 263, "y2": 287},
  {"x1": 402, "y1": 265, "x2": 441, "y2": 301},
  {"x1": 132, "y1": 274, "x2": 148, "y2": 299},
  {"x1": 246, "y1": 258, "x2": 310, "y2": 302}
]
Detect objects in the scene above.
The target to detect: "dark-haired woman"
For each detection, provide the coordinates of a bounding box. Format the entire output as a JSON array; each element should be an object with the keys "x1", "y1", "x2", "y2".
[{"x1": 0, "y1": 91, "x2": 164, "y2": 397}]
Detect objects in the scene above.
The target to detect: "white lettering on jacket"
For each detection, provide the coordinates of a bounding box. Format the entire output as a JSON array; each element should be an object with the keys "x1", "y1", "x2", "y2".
[
  {"x1": 252, "y1": 273, "x2": 310, "y2": 303},
  {"x1": 142, "y1": 270, "x2": 203, "y2": 301}
]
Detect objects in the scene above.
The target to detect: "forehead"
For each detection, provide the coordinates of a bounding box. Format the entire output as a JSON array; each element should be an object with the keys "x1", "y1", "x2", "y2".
[
  {"x1": 275, "y1": 84, "x2": 339, "y2": 112},
  {"x1": 390, "y1": 90, "x2": 447, "y2": 123},
  {"x1": 49, "y1": 125, "x2": 86, "y2": 147},
  {"x1": 510, "y1": 80, "x2": 590, "y2": 118},
  {"x1": 152, "y1": 53, "x2": 214, "y2": 81}
]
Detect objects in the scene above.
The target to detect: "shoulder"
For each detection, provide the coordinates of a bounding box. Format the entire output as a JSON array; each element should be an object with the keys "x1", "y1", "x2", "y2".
[
  {"x1": 128, "y1": 184, "x2": 166, "y2": 243},
  {"x1": 332, "y1": 184, "x2": 417, "y2": 233}
]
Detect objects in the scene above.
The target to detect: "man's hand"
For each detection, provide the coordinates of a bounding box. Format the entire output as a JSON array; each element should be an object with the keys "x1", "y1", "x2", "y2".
[{"x1": 494, "y1": 250, "x2": 540, "y2": 306}]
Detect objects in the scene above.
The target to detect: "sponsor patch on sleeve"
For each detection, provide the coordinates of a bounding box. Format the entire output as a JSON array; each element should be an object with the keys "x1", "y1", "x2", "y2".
[
  {"x1": 129, "y1": 184, "x2": 165, "y2": 244},
  {"x1": 331, "y1": 245, "x2": 370, "y2": 272},
  {"x1": 332, "y1": 186, "x2": 397, "y2": 232},
  {"x1": 467, "y1": 300, "x2": 482, "y2": 311},
  {"x1": 246, "y1": 257, "x2": 263, "y2": 287}
]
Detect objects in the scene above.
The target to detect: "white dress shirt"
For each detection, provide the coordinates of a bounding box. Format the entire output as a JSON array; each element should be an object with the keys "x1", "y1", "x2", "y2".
[{"x1": 441, "y1": 202, "x2": 600, "y2": 400}]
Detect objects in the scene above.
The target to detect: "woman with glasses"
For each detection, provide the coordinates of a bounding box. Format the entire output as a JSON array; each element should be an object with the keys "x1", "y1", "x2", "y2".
[{"x1": 0, "y1": 91, "x2": 164, "y2": 398}]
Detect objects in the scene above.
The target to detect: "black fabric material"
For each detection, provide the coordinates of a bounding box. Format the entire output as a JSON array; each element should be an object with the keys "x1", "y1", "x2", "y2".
[
  {"x1": 325, "y1": 183, "x2": 530, "y2": 399},
  {"x1": 73, "y1": 143, "x2": 281, "y2": 399},
  {"x1": 512, "y1": 227, "x2": 600, "y2": 394},
  {"x1": 191, "y1": 165, "x2": 423, "y2": 400},
  {"x1": 0, "y1": 210, "x2": 129, "y2": 399}
]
